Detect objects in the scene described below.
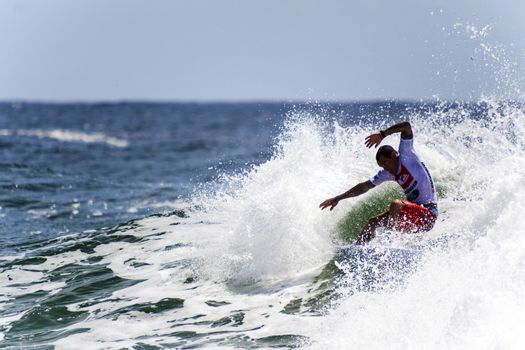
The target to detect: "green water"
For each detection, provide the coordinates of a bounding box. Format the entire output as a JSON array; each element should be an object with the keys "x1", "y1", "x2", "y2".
[
  {"x1": 337, "y1": 182, "x2": 447, "y2": 242},
  {"x1": 337, "y1": 184, "x2": 404, "y2": 242}
]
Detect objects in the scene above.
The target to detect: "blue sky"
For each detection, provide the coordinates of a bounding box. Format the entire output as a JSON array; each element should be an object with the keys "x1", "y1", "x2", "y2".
[{"x1": 1, "y1": 0, "x2": 524, "y2": 101}]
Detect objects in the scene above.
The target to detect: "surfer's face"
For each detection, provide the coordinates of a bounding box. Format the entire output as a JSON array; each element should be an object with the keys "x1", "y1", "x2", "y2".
[{"x1": 377, "y1": 152, "x2": 399, "y2": 174}]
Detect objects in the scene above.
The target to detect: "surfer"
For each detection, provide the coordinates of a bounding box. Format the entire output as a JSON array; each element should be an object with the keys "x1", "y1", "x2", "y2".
[{"x1": 319, "y1": 121, "x2": 438, "y2": 244}]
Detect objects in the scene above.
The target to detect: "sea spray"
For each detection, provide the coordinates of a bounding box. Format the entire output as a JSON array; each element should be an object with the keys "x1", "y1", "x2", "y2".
[
  {"x1": 305, "y1": 101, "x2": 525, "y2": 350},
  {"x1": 193, "y1": 113, "x2": 339, "y2": 284}
]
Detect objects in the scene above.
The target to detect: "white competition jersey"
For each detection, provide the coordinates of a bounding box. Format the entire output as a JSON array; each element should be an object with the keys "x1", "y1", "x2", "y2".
[{"x1": 370, "y1": 137, "x2": 437, "y2": 205}]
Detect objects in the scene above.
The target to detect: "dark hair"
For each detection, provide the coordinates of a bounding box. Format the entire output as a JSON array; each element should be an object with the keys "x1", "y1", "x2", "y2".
[{"x1": 376, "y1": 145, "x2": 396, "y2": 161}]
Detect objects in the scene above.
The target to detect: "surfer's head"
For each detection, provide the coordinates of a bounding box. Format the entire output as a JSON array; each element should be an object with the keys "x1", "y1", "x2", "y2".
[{"x1": 376, "y1": 145, "x2": 399, "y2": 174}]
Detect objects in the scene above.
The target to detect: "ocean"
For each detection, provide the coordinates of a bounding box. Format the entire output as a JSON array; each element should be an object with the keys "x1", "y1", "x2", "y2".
[{"x1": 1, "y1": 100, "x2": 525, "y2": 349}]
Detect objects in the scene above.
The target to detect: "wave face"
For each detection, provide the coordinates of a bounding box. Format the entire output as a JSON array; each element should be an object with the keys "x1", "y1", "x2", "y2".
[{"x1": 1, "y1": 99, "x2": 524, "y2": 349}]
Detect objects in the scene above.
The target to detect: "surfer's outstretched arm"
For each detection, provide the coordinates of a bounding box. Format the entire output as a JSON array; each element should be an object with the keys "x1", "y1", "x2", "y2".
[
  {"x1": 365, "y1": 121, "x2": 413, "y2": 148},
  {"x1": 319, "y1": 180, "x2": 375, "y2": 211}
]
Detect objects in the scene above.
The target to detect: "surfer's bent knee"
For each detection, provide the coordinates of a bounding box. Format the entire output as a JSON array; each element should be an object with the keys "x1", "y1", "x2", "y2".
[{"x1": 389, "y1": 199, "x2": 405, "y2": 219}]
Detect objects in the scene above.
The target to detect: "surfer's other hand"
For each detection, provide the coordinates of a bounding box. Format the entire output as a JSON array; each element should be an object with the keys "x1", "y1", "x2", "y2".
[
  {"x1": 319, "y1": 197, "x2": 339, "y2": 211},
  {"x1": 365, "y1": 133, "x2": 383, "y2": 148}
]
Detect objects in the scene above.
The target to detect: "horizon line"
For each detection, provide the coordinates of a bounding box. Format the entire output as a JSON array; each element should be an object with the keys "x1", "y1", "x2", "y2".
[{"x1": 0, "y1": 97, "x2": 499, "y2": 106}]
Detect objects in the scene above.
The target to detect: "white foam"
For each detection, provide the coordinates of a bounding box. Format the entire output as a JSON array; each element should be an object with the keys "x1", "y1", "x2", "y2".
[
  {"x1": 193, "y1": 115, "x2": 348, "y2": 283},
  {"x1": 0, "y1": 128, "x2": 128, "y2": 147}
]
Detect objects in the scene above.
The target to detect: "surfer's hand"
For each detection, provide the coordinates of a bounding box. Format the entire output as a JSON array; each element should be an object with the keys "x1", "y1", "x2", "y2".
[
  {"x1": 319, "y1": 197, "x2": 339, "y2": 211},
  {"x1": 365, "y1": 133, "x2": 383, "y2": 148}
]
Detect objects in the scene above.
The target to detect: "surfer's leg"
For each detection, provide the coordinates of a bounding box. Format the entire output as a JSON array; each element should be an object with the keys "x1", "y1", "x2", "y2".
[
  {"x1": 355, "y1": 211, "x2": 391, "y2": 245},
  {"x1": 389, "y1": 199, "x2": 405, "y2": 222}
]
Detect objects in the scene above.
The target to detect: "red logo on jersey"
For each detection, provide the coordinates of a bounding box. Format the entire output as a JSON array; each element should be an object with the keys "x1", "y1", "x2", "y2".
[{"x1": 395, "y1": 165, "x2": 414, "y2": 190}]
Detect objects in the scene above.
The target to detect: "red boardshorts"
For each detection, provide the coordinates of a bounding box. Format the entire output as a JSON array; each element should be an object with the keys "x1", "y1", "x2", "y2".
[{"x1": 396, "y1": 201, "x2": 437, "y2": 233}]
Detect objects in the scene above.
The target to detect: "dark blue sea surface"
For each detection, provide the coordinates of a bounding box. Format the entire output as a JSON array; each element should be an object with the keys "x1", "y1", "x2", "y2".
[{"x1": 0, "y1": 103, "x2": 283, "y2": 254}]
